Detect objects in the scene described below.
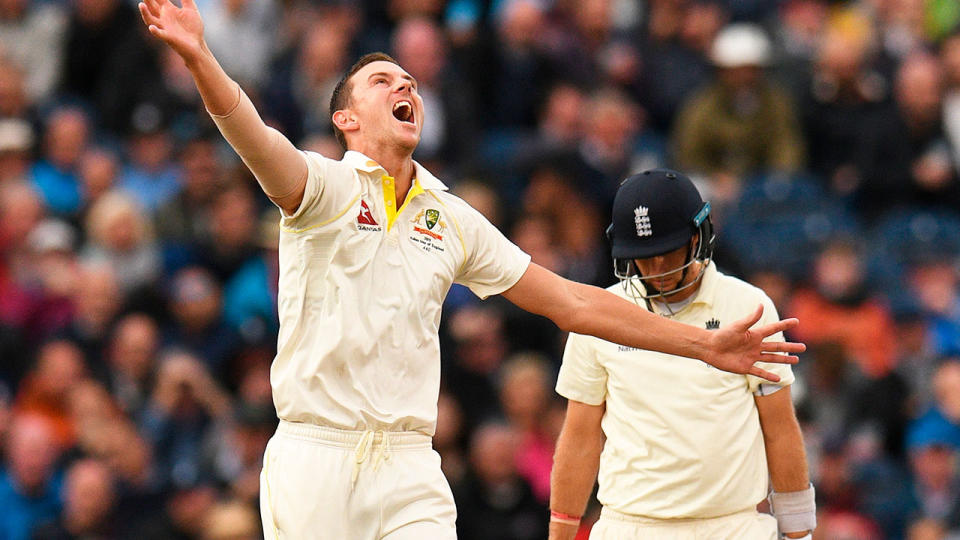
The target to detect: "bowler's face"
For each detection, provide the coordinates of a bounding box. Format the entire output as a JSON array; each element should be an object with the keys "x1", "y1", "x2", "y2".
[{"x1": 348, "y1": 61, "x2": 423, "y2": 151}]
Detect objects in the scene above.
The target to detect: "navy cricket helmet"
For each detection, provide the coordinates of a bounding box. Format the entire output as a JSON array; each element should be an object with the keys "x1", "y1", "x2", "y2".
[{"x1": 607, "y1": 169, "x2": 715, "y2": 299}]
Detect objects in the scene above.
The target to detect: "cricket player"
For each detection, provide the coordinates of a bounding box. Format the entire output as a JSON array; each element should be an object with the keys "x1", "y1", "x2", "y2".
[
  {"x1": 549, "y1": 169, "x2": 815, "y2": 540},
  {"x1": 137, "y1": 2, "x2": 805, "y2": 538}
]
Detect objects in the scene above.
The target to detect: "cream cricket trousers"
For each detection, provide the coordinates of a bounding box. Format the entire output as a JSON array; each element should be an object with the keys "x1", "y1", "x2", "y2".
[
  {"x1": 590, "y1": 507, "x2": 778, "y2": 540},
  {"x1": 260, "y1": 420, "x2": 457, "y2": 540}
]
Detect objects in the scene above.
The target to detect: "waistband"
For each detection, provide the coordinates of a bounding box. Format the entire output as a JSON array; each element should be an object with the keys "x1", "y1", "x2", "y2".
[
  {"x1": 276, "y1": 420, "x2": 432, "y2": 448},
  {"x1": 600, "y1": 506, "x2": 758, "y2": 525}
]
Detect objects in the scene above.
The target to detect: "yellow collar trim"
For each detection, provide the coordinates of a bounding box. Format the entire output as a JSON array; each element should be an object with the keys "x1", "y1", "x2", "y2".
[{"x1": 382, "y1": 175, "x2": 424, "y2": 230}]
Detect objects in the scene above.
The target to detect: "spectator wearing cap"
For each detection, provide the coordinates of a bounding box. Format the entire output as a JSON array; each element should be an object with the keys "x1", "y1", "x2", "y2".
[
  {"x1": 0, "y1": 118, "x2": 35, "y2": 185},
  {"x1": 117, "y1": 102, "x2": 182, "y2": 214},
  {"x1": 672, "y1": 23, "x2": 806, "y2": 207}
]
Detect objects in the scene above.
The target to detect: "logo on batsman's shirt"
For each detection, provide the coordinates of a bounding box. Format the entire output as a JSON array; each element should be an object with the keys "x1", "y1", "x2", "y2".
[
  {"x1": 705, "y1": 318, "x2": 720, "y2": 330},
  {"x1": 357, "y1": 200, "x2": 381, "y2": 231}
]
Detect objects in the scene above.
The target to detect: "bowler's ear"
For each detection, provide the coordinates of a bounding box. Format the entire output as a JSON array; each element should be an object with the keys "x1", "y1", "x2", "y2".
[{"x1": 332, "y1": 110, "x2": 359, "y2": 134}]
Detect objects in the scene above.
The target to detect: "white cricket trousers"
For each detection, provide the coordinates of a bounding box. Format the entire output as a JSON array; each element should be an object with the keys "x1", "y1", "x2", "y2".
[
  {"x1": 590, "y1": 507, "x2": 778, "y2": 540},
  {"x1": 259, "y1": 420, "x2": 457, "y2": 540}
]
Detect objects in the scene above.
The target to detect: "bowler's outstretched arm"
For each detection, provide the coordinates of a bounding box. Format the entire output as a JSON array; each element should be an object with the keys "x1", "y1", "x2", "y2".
[
  {"x1": 138, "y1": 0, "x2": 307, "y2": 214},
  {"x1": 502, "y1": 263, "x2": 804, "y2": 382}
]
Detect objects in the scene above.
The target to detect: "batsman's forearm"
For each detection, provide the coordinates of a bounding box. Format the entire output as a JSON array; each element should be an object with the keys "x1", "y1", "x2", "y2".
[
  {"x1": 757, "y1": 390, "x2": 810, "y2": 492},
  {"x1": 549, "y1": 431, "x2": 602, "y2": 540},
  {"x1": 185, "y1": 44, "x2": 306, "y2": 202},
  {"x1": 565, "y1": 282, "x2": 711, "y2": 361}
]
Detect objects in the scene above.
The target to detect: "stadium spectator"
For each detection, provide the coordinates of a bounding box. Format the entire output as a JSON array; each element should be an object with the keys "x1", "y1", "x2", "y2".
[{"x1": 0, "y1": 414, "x2": 63, "y2": 540}]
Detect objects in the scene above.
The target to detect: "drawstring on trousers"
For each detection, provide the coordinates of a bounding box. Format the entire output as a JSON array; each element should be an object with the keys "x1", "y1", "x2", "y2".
[{"x1": 351, "y1": 430, "x2": 392, "y2": 486}]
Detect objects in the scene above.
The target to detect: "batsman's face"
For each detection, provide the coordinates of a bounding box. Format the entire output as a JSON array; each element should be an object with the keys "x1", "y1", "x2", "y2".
[
  {"x1": 635, "y1": 244, "x2": 689, "y2": 292},
  {"x1": 634, "y1": 234, "x2": 701, "y2": 299},
  {"x1": 347, "y1": 61, "x2": 423, "y2": 151}
]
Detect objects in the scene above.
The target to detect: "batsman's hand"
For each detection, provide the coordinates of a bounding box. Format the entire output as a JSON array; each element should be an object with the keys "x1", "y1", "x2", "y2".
[
  {"x1": 702, "y1": 304, "x2": 804, "y2": 383},
  {"x1": 138, "y1": 0, "x2": 205, "y2": 62}
]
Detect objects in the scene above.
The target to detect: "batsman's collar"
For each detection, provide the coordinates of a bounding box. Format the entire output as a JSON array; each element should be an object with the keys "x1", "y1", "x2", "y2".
[
  {"x1": 689, "y1": 261, "x2": 720, "y2": 309},
  {"x1": 343, "y1": 151, "x2": 449, "y2": 192}
]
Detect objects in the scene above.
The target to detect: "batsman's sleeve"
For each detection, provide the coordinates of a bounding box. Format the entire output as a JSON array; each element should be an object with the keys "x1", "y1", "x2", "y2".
[
  {"x1": 746, "y1": 293, "x2": 796, "y2": 393},
  {"x1": 556, "y1": 332, "x2": 608, "y2": 406}
]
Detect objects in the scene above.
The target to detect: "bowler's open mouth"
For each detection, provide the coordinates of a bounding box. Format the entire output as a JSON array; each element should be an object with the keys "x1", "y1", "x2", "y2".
[{"x1": 393, "y1": 101, "x2": 414, "y2": 124}]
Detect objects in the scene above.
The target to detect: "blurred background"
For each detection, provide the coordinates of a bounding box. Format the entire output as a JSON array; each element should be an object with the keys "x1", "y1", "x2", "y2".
[{"x1": 1, "y1": 0, "x2": 960, "y2": 538}]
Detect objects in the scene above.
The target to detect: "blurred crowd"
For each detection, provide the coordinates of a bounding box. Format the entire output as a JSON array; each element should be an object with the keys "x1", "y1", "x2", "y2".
[{"x1": 1, "y1": 0, "x2": 960, "y2": 539}]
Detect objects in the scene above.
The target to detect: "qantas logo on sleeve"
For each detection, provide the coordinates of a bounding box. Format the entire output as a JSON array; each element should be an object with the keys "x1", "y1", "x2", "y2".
[{"x1": 356, "y1": 200, "x2": 381, "y2": 231}]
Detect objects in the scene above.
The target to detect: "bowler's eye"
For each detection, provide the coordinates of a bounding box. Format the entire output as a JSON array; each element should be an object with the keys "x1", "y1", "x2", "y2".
[{"x1": 374, "y1": 78, "x2": 388, "y2": 86}]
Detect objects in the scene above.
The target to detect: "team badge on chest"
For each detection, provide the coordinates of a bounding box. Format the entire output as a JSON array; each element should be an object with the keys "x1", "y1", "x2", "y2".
[{"x1": 410, "y1": 208, "x2": 446, "y2": 253}]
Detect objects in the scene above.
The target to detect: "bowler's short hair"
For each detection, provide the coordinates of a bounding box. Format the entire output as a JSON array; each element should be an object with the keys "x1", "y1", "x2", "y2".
[{"x1": 329, "y1": 52, "x2": 400, "y2": 149}]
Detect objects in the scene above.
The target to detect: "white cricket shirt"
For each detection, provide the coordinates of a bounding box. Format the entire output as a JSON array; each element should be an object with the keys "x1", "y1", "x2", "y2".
[
  {"x1": 556, "y1": 262, "x2": 794, "y2": 519},
  {"x1": 272, "y1": 150, "x2": 530, "y2": 435}
]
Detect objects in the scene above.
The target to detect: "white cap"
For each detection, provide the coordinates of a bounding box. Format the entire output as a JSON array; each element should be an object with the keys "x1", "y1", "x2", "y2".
[
  {"x1": 711, "y1": 24, "x2": 772, "y2": 68},
  {"x1": 28, "y1": 219, "x2": 76, "y2": 253},
  {"x1": 0, "y1": 118, "x2": 34, "y2": 153}
]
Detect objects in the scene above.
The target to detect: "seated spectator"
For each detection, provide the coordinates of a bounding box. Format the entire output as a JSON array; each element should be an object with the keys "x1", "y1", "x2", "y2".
[
  {"x1": 140, "y1": 350, "x2": 230, "y2": 491},
  {"x1": 0, "y1": 414, "x2": 63, "y2": 540},
  {"x1": 201, "y1": 499, "x2": 261, "y2": 540},
  {"x1": 453, "y1": 422, "x2": 548, "y2": 540},
  {"x1": 0, "y1": 0, "x2": 66, "y2": 103},
  {"x1": 76, "y1": 146, "x2": 119, "y2": 212},
  {"x1": 30, "y1": 106, "x2": 88, "y2": 218},
  {"x1": 13, "y1": 340, "x2": 87, "y2": 448},
  {"x1": 0, "y1": 118, "x2": 34, "y2": 185},
  {"x1": 154, "y1": 135, "x2": 222, "y2": 248},
  {"x1": 788, "y1": 239, "x2": 897, "y2": 378},
  {"x1": 117, "y1": 103, "x2": 182, "y2": 214},
  {"x1": 223, "y1": 212, "x2": 279, "y2": 346},
  {"x1": 104, "y1": 313, "x2": 160, "y2": 420},
  {"x1": 672, "y1": 23, "x2": 805, "y2": 207},
  {"x1": 857, "y1": 52, "x2": 960, "y2": 218},
  {"x1": 81, "y1": 190, "x2": 161, "y2": 296},
  {"x1": 31, "y1": 458, "x2": 117, "y2": 539},
  {"x1": 498, "y1": 352, "x2": 554, "y2": 503},
  {"x1": 164, "y1": 266, "x2": 240, "y2": 375}
]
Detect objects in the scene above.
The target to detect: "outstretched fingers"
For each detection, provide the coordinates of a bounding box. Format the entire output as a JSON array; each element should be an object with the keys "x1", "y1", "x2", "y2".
[
  {"x1": 759, "y1": 352, "x2": 800, "y2": 364},
  {"x1": 748, "y1": 365, "x2": 782, "y2": 383},
  {"x1": 731, "y1": 304, "x2": 764, "y2": 332},
  {"x1": 138, "y1": 2, "x2": 159, "y2": 27},
  {"x1": 760, "y1": 340, "x2": 805, "y2": 354},
  {"x1": 180, "y1": 0, "x2": 199, "y2": 10},
  {"x1": 752, "y1": 317, "x2": 800, "y2": 340}
]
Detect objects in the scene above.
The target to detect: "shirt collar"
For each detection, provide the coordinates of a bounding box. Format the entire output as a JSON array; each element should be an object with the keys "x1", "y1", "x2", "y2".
[
  {"x1": 690, "y1": 261, "x2": 719, "y2": 308},
  {"x1": 343, "y1": 151, "x2": 448, "y2": 191}
]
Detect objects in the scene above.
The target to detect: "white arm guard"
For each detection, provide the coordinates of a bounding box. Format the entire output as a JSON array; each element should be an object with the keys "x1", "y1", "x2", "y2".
[{"x1": 769, "y1": 484, "x2": 816, "y2": 534}]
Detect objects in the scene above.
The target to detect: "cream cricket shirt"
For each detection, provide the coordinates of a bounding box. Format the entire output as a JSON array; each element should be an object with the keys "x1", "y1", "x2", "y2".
[
  {"x1": 556, "y1": 263, "x2": 794, "y2": 519},
  {"x1": 272, "y1": 150, "x2": 530, "y2": 435}
]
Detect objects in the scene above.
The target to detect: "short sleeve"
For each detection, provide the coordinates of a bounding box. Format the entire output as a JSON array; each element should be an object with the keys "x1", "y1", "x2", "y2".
[
  {"x1": 454, "y1": 204, "x2": 531, "y2": 299},
  {"x1": 745, "y1": 294, "x2": 795, "y2": 393},
  {"x1": 556, "y1": 332, "x2": 608, "y2": 406},
  {"x1": 280, "y1": 151, "x2": 361, "y2": 228}
]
